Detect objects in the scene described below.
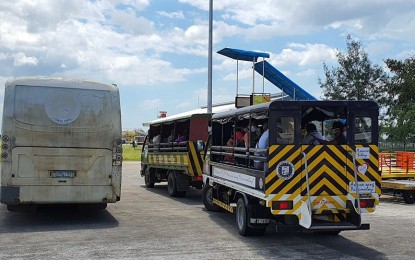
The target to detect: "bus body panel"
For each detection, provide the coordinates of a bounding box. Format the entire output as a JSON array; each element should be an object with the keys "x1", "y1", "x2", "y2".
[
  {"x1": 1, "y1": 77, "x2": 122, "y2": 206},
  {"x1": 11, "y1": 147, "x2": 112, "y2": 185}
]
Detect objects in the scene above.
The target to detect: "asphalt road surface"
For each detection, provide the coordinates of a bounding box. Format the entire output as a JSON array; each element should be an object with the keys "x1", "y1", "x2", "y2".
[{"x1": 0, "y1": 162, "x2": 414, "y2": 259}]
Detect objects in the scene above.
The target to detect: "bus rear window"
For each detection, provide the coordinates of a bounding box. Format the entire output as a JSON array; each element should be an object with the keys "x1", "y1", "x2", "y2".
[{"x1": 13, "y1": 85, "x2": 112, "y2": 130}]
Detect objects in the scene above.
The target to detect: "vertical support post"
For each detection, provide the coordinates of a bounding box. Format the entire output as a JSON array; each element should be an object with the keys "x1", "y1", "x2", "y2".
[
  {"x1": 262, "y1": 58, "x2": 265, "y2": 94},
  {"x1": 252, "y1": 57, "x2": 255, "y2": 95},
  {"x1": 236, "y1": 59, "x2": 239, "y2": 96},
  {"x1": 207, "y1": 0, "x2": 213, "y2": 113}
]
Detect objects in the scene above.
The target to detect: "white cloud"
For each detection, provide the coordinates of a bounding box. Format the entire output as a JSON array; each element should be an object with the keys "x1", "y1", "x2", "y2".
[
  {"x1": 180, "y1": 0, "x2": 415, "y2": 42},
  {"x1": 0, "y1": 53, "x2": 7, "y2": 61},
  {"x1": 269, "y1": 43, "x2": 337, "y2": 67},
  {"x1": 139, "y1": 98, "x2": 161, "y2": 111},
  {"x1": 13, "y1": 52, "x2": 38, "y2": 66},
  {"x1": 158, "y1": 11, "x2": 185, "y2": 19}
]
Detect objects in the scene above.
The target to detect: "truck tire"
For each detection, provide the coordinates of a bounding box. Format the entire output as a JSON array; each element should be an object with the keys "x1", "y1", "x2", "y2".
[
  {"x1": 167, "y1": 172, "x2": 186, "y2": 197},
  {"x1": 202, "y1": 184, "x2": 221, "y2": 212},
  {"x1": 403, "y1": 190, "x2": 415, "y2": 204},
  {"x1": 236, "y1": 198, "x2": 254, "y2": 236},
  {"x1": 144, "y1": 168, "x2": 155, "y2": 188}
]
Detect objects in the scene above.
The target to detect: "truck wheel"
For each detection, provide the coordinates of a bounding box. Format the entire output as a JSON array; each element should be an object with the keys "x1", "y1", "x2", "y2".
[
  {"x1": 202, "y1": 184, "x2": 221, "y2": 212},
  {"x1": 403, "y1": 190, "x2": 415, "y2": 204},
  {"x1": 236, "y1": 198, "x2": 254, "y2": 236},
  {"x1": 144, "y1": 168, "x2": 155, "y2": 188},
  {"x1": 167, "y1": 172, "x2": 186, "y2": 197}
]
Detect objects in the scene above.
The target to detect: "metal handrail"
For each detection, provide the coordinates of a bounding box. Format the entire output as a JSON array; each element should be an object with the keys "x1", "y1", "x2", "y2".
[
  {"x1": 301, "y1": 152, "x2": 312, "y2": 213},
  {"x1": 350, "y1": 150, "x2": 361, "y2": 216}
]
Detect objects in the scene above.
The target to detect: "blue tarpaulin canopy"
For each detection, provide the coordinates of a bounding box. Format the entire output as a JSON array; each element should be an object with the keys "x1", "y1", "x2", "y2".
[
  {"x1": 254, "y1": 60, "x2": 317, "y2": 101},
  {"x1": 217, "y1": 48, "x2": 270, "y2": 62}
]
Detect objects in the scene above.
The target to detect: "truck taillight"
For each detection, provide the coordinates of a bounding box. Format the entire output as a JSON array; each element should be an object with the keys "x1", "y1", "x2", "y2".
[
  {"x1": 272, "y1": 201, "x2": 293, "y2": 210},
  {"x1": 356, "y1": 199, "x2": 375, "y2": 208}
]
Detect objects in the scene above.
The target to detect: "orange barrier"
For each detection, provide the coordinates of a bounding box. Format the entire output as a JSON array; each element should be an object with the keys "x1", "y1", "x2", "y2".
[{"x1": 380, "y1": 151, "x2": 415, "y2": 177}]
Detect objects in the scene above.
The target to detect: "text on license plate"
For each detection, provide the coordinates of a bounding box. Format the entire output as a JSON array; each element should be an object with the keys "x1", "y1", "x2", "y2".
[{"x1": 51, "y1": 170, "x2": 76, "y2": 178}]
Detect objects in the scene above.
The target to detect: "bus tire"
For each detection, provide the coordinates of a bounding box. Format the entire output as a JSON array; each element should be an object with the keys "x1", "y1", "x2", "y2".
[
  {"x1": 144, "y1": 168, "x2": 155, "y2": 188},
  {"x1": 167, "y1": 172, "x2": 186, "y2": 197},
  {"x1": 202, "y1": 184, "x2": 221, "y2": 212},
  {"x1": 403, "y1": 190, "x2": 415, "y2": 204},
  {"x1": 7, "y1": 204, "x2": 36, "y2": 212},
  {"x1": 6, "y1": 204, "x2": 19, "y2": 212},
  {"x1": 236, "y1": 198, "x2": 254, "y2": 236}
]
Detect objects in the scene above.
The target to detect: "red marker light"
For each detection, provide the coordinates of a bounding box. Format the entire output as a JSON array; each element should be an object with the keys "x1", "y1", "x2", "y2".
[
  {"x1": 196, "y1": 176, "x2": 203, "y2": 181},
  {"x1": 360, "y1": 200, "x2": 367, "y2": 208},
  {"x1": 280, "y1": 201, "x2": 290, "y2": 209}
]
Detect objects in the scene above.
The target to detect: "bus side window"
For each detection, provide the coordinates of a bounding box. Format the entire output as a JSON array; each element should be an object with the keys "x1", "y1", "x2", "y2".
[
  {"x1": 354, "y1": 117, "x2": 372, "y2": 144},
  {"x1": 276, "y1": 117, "x2": 295, "y2": 144}
]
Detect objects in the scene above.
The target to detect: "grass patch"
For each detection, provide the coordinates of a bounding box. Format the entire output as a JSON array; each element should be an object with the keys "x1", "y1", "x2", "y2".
[{"x1": 122, "y1": 144, "x2": 142, "y2": 161}]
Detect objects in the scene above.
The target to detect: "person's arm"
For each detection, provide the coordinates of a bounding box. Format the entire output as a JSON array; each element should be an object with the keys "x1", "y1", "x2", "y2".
[{"x1": 244, "y1": 132, "x2": 249, "y2": 148}]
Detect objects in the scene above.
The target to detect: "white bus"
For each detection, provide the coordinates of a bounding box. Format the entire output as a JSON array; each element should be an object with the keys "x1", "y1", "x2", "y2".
[{"x1": 0, "y1": 77, "x2": 122, "y2": 211}]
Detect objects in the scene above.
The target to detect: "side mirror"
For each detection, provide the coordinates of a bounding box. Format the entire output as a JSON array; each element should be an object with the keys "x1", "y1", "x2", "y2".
[{"x1": 196, "y1": 140, "x2": 205, "y2": 151}]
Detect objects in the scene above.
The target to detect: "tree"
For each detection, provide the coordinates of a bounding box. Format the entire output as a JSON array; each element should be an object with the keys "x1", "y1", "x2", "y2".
[
  {"x1": 318, "y1": 35, "x2": 387, "y2": 102},
  {"x1": 382, "y1": 56, "x2": 415, "y2": 146}
]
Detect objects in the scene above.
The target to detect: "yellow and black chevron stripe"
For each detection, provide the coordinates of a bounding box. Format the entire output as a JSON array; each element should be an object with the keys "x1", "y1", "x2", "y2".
[
  {"x1": 187, "y1": 141, "x2": 204, "y2": 177},
  {"x1": 147, "y1": 141, "x2": 204, "y2": 177},
  {"x1": 265, "y1": 144, "x2": 380, "y2": 216}
]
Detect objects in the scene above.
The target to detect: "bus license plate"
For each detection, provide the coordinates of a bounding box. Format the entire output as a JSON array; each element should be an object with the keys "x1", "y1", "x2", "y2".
[{"x1": 51, "y1": 170, "x2": 75, "y2": 178}]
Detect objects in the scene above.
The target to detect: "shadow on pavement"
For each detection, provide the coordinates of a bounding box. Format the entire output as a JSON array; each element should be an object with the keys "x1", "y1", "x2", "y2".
[
  {"x1": 202, "y1": 208, "x2": 386, "y2": 259},
  {"x1": 140, "y1": 184, "x2": 203, "y2": 206},
  {"x1": 0, "y1": 204, "x2": 119, "y2": 234}
]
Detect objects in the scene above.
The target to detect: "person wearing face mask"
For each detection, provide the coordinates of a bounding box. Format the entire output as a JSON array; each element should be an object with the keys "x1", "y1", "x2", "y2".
[
  {"x1": 244, "y1": 121, "x2": 260, "y2": 149},
  {"x1": 326, "y1": 121, "x2": 347, "y2": 145}
]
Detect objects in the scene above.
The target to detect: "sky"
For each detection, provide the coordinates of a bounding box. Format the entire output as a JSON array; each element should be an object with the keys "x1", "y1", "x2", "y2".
[{"x1": 1, "y1": 0, "x2": 415, "y2": 131}]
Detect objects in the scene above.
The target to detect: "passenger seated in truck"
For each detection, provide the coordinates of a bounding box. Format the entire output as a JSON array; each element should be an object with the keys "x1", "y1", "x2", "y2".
[
  {"x1": 302, "y1": 123, "x2": 326, "y2": 144},
  {"x1": 165, "y1": 130, "x2": 175, "y2": 143},
  {"x1": 244, "y1": 121, "x2": 260, "y2": 149},
  {"x1": 175, "y1": 130, "x2": 188, "y2": 143},
  {"x1": 224, "y1": 129, "x2": 244, "y2": 162},
  {"x1": 254, "y1": 122, "x2": 269, "y2": 170},
  {"x1": 320, "y1": 121, "x2": 346, "y2": 145},
  {"x1": 152, "y1": 134, "x2": 161, "y2": 143}
]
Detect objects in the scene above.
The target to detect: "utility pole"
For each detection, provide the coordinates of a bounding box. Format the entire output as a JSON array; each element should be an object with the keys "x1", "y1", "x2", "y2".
[{"x1": 207, "y1": 0, "x2": 213, "y2": 113}]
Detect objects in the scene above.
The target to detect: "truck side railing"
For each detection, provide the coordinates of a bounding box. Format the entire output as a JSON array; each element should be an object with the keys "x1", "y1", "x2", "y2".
[
  {"x1": 210, "y1": 145, "x2": 267, "y2": 168},
  {"x1": 147, "y1": 141, "x2": 188, "y2": 152}
]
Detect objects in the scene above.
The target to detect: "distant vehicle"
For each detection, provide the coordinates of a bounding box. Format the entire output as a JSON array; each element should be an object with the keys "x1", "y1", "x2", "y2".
[
  {"x1": 140, "y1": 113, "x2": 211, "y2": 197},
  {"x1": 0, "y1": 77, "x2": 123, "y2": 211},
  {"x1": 133, "y1": 136, "x2": 145, "y2": 145}
]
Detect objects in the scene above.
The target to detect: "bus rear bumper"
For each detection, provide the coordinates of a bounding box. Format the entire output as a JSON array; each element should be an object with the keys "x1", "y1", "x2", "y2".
[
  {"x1": 0, "y1": 186, "x2": 20, "y2": 204},
  {"x1": 1, "y1": 185, "x2": 116, "y2": 205}
]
